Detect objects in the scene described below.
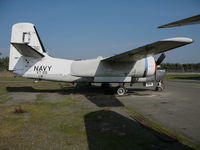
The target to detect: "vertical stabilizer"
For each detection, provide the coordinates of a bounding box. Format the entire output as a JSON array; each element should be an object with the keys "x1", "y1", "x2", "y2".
[{"x1": 9, "y1": 23, "x2": 46, "y2": 71}]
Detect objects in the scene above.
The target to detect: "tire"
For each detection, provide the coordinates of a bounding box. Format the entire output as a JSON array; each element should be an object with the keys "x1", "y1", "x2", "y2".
[
  {"x1": 156, "y1": 87, "x2": 163, "y2": 92},
  {"x1": 117, "y1": 87, "x2": 126, "y2": 96}
]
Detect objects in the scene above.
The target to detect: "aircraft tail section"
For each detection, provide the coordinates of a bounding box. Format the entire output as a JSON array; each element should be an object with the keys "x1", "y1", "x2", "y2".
[{"x1": 9, "y1": 23, "x2": 46, "y2": 71}]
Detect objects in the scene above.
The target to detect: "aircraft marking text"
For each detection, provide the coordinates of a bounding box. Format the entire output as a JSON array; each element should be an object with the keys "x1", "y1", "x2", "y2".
[{"x1": 34, "y1": 65, "x2": 52, "y2": 73}]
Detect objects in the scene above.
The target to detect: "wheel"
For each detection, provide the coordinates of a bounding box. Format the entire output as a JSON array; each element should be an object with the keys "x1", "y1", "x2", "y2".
[
  {"x1": 117, "y1": 87, "x2": 126, "y2": 96},
  {"x1": 156, "y1": 86, "x2": 163, "y2": 92}
]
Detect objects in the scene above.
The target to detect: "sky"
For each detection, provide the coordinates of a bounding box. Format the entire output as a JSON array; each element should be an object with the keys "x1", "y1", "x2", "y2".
[{"x1": 0, "y1": 0, "x2": 200, "y2": 63}]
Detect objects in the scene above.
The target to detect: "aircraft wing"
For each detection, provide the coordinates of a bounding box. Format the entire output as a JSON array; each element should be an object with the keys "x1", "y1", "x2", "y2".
[
  {"x1": 11, "y1": 43, "x2": 44, "y2": 58},
  {"x1": 158, "y1": 14, "x2": 200, "y2": 28},
  {"x1": 102, "y1": 37, "x2": 193, "y2": 62}
]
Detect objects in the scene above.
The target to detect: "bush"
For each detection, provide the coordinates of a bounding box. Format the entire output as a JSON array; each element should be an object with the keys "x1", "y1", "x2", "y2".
[{"x1": 0, "y1": 57, "x2": 9, "y2": 71}]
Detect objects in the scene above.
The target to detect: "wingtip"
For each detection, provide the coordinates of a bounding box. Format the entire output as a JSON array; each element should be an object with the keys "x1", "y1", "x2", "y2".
[
  {"x1": 161, "y1": 37, "x2": 194, "y2": 43},
  {"x1": 157, "y1": 26, "x2": 164, "y2": 29}
]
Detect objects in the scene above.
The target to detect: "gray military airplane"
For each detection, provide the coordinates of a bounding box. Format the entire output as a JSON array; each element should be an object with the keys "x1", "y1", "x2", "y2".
[{"x1": 9, "y1": 23, "x2": 193, "y2": 95}]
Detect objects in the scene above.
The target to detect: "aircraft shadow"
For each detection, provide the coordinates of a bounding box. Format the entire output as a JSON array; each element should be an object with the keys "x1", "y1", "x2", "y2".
[
  {"x1": 6, "y1": 84, "x2": 156, "y2": 107},
  {"x1": 84, "y1": 110, "x2": 194, "y2": 150},
  {"x1": 6, "y1": 85, "x2": 124, "y2": 107}
]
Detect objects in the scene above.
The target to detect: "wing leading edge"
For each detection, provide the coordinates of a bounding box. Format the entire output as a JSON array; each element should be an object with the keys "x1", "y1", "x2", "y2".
[{"x1": 102, "y1": 37, "x2": 193, "y2": 62}]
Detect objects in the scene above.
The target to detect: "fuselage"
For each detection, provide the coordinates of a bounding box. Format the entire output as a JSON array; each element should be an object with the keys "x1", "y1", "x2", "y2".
[{"x1": 12, "y1": 54, "x2": 163, "y2": 83}]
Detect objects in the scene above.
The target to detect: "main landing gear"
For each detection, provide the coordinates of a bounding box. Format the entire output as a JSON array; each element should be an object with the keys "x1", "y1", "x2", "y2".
[
  {"x1": 155, "y1": 80, "x2": 165, "y2": 91},
  {"x1": 101, "y1": 83, "x2": 127, "y2": 96},
  {"x1": 117, "y1": 84, "x2": 127, "y2": 96}
]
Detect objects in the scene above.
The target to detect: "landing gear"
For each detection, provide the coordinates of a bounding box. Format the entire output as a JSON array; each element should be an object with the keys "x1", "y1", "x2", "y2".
[
  {"x1": 156, "y1": 80, "x2": 165, "y2": 91},
  {"x1": 88, "y1": 82, "x2": 92, "y2": 87},
  {"x1": 117, "y1": 87, "x2": 126, "y2": 96},
  {"x1": 117, "y1": 84, "x2": 127, "y2": 96},
  {"x1": 100, "y1": 83, "x2": 127, "y2": 96},
  {"x1": 101, "y1": 83, "x2": 110, "y2": 88}
]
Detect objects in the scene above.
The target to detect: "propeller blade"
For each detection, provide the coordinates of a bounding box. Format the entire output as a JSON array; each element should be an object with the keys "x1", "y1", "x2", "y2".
[{"x1": 156, "y1": 53, "x2": 166, "y2": 65}]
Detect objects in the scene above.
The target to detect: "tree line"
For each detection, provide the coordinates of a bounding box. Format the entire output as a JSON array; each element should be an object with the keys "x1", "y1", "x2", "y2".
[
  {"x1": 0, "y1": 57, "x2": 200, "y2": 72},
  {"x1": 0, "y1": 57, "x2": 9, "y2": 71},
  {"x1": 161, "y1": 63, "x2": 200, "y2": 72}
]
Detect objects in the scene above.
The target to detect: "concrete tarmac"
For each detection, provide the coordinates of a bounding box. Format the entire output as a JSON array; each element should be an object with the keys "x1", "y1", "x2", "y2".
[{"x1": 118, "y1": 81, "x2": 200, "y2": 145}]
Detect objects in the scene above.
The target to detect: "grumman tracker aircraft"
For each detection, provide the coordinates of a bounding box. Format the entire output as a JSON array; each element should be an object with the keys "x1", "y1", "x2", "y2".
[{"x1": 9, "y1": 23, "x2": 193, "y2": 95}]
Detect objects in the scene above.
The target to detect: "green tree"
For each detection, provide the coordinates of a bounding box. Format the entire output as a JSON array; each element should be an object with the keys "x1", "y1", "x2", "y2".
[{"x1": 0, "y1": 57, "x2": 9, "y2": 71}]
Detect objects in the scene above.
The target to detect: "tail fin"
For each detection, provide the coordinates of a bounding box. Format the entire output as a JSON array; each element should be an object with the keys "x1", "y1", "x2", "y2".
[{"x1": 9, "y1": 23, "x2": 46, "y2": 71}]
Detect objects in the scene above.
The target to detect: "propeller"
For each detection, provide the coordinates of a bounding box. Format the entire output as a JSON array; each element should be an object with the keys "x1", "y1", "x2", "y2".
[{"x1": 156, "y1": 53, "x2": 166, "y2": 66}]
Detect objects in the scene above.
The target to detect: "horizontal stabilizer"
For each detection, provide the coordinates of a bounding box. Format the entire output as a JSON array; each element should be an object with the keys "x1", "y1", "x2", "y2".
[{"x1": 11, "y1": 43, "x2": 44, "y2": 58}]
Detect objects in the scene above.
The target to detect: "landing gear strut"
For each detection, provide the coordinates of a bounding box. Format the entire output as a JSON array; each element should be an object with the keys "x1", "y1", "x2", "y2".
[
  {"x1": 117, "y1": 84, "x2": 127, "y2": 96},
  {"x1": 156, "y1": 80, "x2": 165, "y2": 91}
]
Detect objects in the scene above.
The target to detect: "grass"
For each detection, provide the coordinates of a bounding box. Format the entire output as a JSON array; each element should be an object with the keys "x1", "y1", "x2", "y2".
[
  {"x1": 164, "y1": 73, "x2": 200, "y2": 81},
  {"x1": 0, "y1": 79, "x2": 90, "y2": 149},
  {"x1": 0, "y1": 96, "x2": 87, "y2": 149},
  {"x1": 0, "y1": 86, "x2": 12, "y2": 104}
]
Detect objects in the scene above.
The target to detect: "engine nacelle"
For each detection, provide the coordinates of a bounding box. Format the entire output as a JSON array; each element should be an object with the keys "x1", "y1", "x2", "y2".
[
  {"x1": 142, "y1": 56, "x2": 156, "y2": 77},
  {"x1": 131, "y1": 56, "x2": 156, "y2": 77},
  {"x1": 133, "y1": 69, "x2": 166, "y2": 83}
]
